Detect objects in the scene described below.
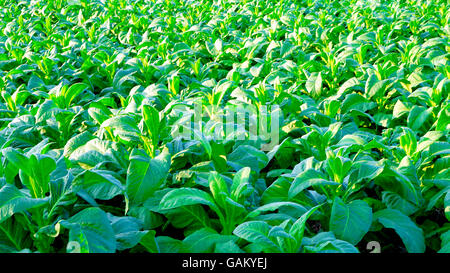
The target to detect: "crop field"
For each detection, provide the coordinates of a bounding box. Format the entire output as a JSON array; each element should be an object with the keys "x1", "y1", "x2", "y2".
[{"x1": 0, "y1": 0, "x2": 448, "y2": 254}]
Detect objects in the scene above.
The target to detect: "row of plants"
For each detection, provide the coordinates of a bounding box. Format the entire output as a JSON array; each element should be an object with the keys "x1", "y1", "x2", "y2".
[{"x1": 0, "y1": 0, "x2": 448, "y2": 253}]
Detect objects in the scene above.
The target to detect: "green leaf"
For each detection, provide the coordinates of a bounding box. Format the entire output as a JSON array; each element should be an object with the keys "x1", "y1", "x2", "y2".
[
  {"x1": 365, "y1": 74, "x2": 389, "y2": 99},
  {"x1": 0, "y1": 184, "x2": 48, "y2": 224},
  {"x1": 247, "y1": 201, "x2": 307, "y2": 219},
  {"x1": 374, "y1": 209, "x2": 425, "y2": 253},
  {"x1": 306, "y1": 72, "x2": 322, "y2": 97},
  {"x1": 101, "y1": 114, "x2": 140, "y2": 143},
  {"x1": 407, "y1": 105, "x2": 432, "y2": 132},
  {"x1": 289, "y1": 169, "x2": 338, "y2": 198},
  {"x1": 2, "y1": 147, "x2": 30, "y2": 174},
  {"x1": 126, "y1": 148, "x2": 171, "y2": 206},
  {"x1": 393, "y1": 100, "x2": 412, "y2": 119},
  {"x1": 183, "y1": 228, "x2": 236, "y2": 253},
  {"x1": 73, "y1": 169, "x2": 124, "y2": 200},
  {"x1": 0, "y1": 218, "x2": 26, "y2": 252},
  {"x1": 208, "y1": 172, "x2": 229, "y2": 209},
  {"x1": 230, "y1": 167, "x2": 251, "y2": 201},
  {"x1": 64, "y1": 132, "x2": 95, "y2": 157},
  {"x1": 438, "y1": 230, "x2": 450, "y2": 253},
  {"x1": 3, "y1": 148, "x2": 57, "y2": 198},
  {"x1": 399, "y1": 127, "x2": 417, "y2": 158},
  {"x1": 445, "y1": 191, "x2": 450, "y2": 221},
  {"x1": 341, "y1": 93, "x2": 376, "y2": 113},
  {"x1": 22, "y1": 154, "x2": 56, "y2": 198},
  {"x1": 108, "y1": 214, "x2": 148, "y2": 251},
  {"x1": 382, "y1": 191, "x2": 418, "y2": 216},
  {"x1": 64, "y1": 83, "x2": 88, "y2": 107},
  {"x1": 228, "y1": 145, "x2": 268, "y2": 173},
  {"x1": 214, "y1": 240, "x2": 243, "y2": 253},
  {"x1": 68, "y1": 138, "x2": 126, "y2": 169},
  {"x1": 164, "y1": 205, "x2": 210, "y2": 229},
  {"x1": 233, "y1": 221, "x2": 281, "y2": 252},
  {"x1": 60, "y1": 207, "x2": 116, "y2": 253},
  {"x1": 329, "y1": 197, "x2": 372, "y2": 245},
  {"x1": 142, "y1": 104, "x2": 161, "y2": 148},
  {"x1": 140, "y1": 230, "x2": 158, "y2": 253},
  {"x1": 262, "y1": 177, "x2": 291, "y2": 203},
  {"x1": 48, "y1": 173, "x2": 76, "y2": 220},
  {"x1": 156, "y1": 236, "x2": 185, "y2": 253},
  {"x1": 435, "y1": 104, "x2": 450, "y2": 131},
  {"x1": 303, "y1": 232, "x2": 359, "y2": 253},
  {"x1": 289, "y1": 205, "x2": 321, "y2": 249},
  {"x1": 160, "y1": 188, "x2": 217, "y2": 211},
  {"x1": 337, "y1": 77, "x2": 360, "y2": 96}
]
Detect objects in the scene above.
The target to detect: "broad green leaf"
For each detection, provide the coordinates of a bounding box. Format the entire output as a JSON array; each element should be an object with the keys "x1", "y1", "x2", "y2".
[
  {"x1": 289, "y1": 205, "x2": 321, "y2": 249},
  {"x1": 183, "y1": 228, "x2": 236, "y2": 253},
  {"x1": 208, "y1": 172, "x2": 228, "y2": 209},
  {"x1": 407, "y1": 105, "x2": 432, "y2": 132},
  {"x1": 139, "y1": 230, "x2": 158, "y2": 253},
  {"x1": 382, "y1": 191, "x2": 418, "y2": 216},
  {"x1": 289, "y1": 169, "x2": 338, "y2": 198},
  {"x1": 233, "y1": 221, "x2": 281, "y2": 252},
  {"x1": 73, "y1": 169, "x2": 124, "y2": 200},
  {"x1": 0, "y1": 218, "x2": 26, "y2": 252},
  {"x1": 64, "y1": 83, "x2": 88, "y2": 107},
  {"x1": 303, "y1": 232, "x2": 359, "y2": 253},
  {"x1": 142, "y1": 104, "x2": 161, "y2": 148},
  {"x1": 126, "y1": 148, "x2": 171, "y2": 206},
  {"x1": 399, "y1": 127, "x2": 417, "y2": 158},
  {"x1": 438, "y1": 230, "x2": 450, "y2": 253},
  {"x1": 329, "y1": 197, "x2": 372, "y2": 245},
  {"x1": 164, "y1": 205, "x2": 210, "y2": 229},
  {"x1": 60, "y1": 207, "x2": 116, "y2": 253},
  {"x1": 230, "y1": 167, "x2": 251, "y2": 201},
  {"x1": 228, "y1": 145, "x2": 268, "y2": 173},
  {"x1": 48, "y1": 173, "x2": 76, "y2": 220},
  {"x1": 155, "y1": 236, "x2": 185, "y2": 253},
  {"x1": 341, "y1": 93, "x2": 376, "y2": 113},
  {"x1": 247, "y1": 202, "x2": 307, "y2": 219},
  {"x1": 445, "y1": 191, "x2": 450, "y2": 221},
  {"x1": 108, "y1": 214, "x2": 148, "y2": 251},
  {"x1": 306, "y1": 72, "x2": 322, "y2": 97},
  {"x1": 374, "y1": 209, "x2": 425, "y2": 253},
  {"x1": 160, "y1": 188, "x2": 217, "y2": 211},
  {"x1": 0, "y1": 184, "x2": 48, "y2": 224}
]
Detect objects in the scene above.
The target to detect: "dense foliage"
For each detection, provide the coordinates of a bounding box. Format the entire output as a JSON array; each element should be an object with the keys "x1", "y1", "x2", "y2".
[{"x1": 0, "y1": 0, "x2": 448, "y2": 253}]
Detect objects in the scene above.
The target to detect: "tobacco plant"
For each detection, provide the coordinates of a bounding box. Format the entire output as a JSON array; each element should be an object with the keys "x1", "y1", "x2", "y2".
[{"x1": 0, "y1": 0, "x2": 448, "y2": 253}]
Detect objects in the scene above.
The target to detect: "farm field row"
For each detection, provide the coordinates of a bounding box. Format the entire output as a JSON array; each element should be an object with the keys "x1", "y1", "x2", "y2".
[{"x1": 0, "y1": 0, "x2": 448, "y2": 253}]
